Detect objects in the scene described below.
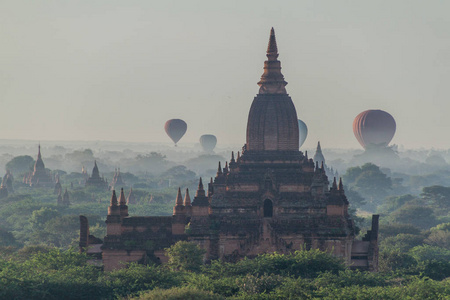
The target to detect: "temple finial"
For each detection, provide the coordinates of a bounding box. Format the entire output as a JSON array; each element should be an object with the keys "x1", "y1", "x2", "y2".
[
  {"x1": 267, "y1": 27, "x2": 278, "y2": 59},
  {"x1": 257, "y1": 28, "x2": 287, "y2": 94},
  {"x1": 332, "y1": 177, "x2": 337, "y2": 190}
]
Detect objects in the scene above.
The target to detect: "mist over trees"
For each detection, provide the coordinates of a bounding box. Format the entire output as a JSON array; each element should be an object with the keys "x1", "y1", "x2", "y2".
[{"x1": 0, "y1": 141, "x2": 449, "y2": 298}]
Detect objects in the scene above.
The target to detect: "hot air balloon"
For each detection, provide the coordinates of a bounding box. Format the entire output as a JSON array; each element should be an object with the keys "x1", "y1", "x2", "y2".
[
  {"x1": 165, "y1": 119, "x2": 187, "y2": 146},
  {"x1": 353, "y1": 110, "x2": 396, "y2": 149},
  {"x1": 200, "y1": 134, "x2": 217, "y2": 152},
  {"x1": 298, "y1": 119, "x2": 308, "y2": 148}
]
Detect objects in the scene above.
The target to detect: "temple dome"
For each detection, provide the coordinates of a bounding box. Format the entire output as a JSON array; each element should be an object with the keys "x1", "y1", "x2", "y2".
[{"x1": 246, "y1": 28, "x2": 299, "y2": 152}]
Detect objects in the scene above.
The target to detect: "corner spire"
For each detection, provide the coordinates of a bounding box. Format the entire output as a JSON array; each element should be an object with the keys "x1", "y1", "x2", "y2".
[
  {"x1": 110, "y1": 190, "x2": 118, "y2": 206},
  {"x1": 176, "y1": 187, "x2": 183, "y2": 206},
  {"x1": 332, "y1": 177, "x2": 337, "y2": 190},
  {"x1": 338, "y1": 177, "x2": 344, "y2": 191},
  {"x1": 217, "y1": 161, "x2": 222, "y2": 176},
  {"x1": 184, "y1": 188, "x2": 191, "y2": 206},
  {"x1": 257, "y1": 27, "x2": 287, "y2": 94},
  {"x1": 119, "y1": 188, "x2": 127, "y2": 206}
]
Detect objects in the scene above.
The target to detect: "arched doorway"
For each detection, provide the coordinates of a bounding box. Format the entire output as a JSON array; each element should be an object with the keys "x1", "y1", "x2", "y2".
[{"x1": 264, "y1": 199, "x2": 273, "y2": 217}]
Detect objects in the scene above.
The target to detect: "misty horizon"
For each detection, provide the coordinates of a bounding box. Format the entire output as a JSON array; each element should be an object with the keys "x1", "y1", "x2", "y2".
[{"x1": 2, "y1": 1, "x2": 450, "y2": 149}]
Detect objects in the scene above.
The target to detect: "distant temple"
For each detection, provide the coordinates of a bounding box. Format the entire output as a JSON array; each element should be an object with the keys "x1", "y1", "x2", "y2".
[
  {"x1": 54, "y1": 176, "x2": 62, "y2": 194},
  {"x1": 126, "y1": 188, "x2": 136, "y2": 205},
  {"x1": 57, "y1": 188, "x2": 70, "y2": 206},
  {"x1": 85, "y1": 161, "x2": 108, "y2": 189},
  {"x1": 24, "y1": 145, "x2": 54, "y2": 188},
  {"x1": 313, "y1": 142, "x2": 339, "y2": 180},
  {"x1": 0, "y1": 170, "x2": 12, "y2": 199},
  {"x1": 80, "y1": 29, "x2": 378, "y2": 272},
  {"x1": 109, "y1": 168, "x2": 125, "y2": 190}
]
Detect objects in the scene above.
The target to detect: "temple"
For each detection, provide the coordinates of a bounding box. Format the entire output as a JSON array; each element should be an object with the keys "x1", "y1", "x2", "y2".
[
  {"x1": 109, "y1": 168, "x2": 125, "y2": 190},
  {"x1": 85, "y1": 161, "x2": 108, "y2": 189},
  {"x1": 80, "y1": 28, "x2": 378, "y2": 272},
  {"x1": 24, "y1": 145, "x2": 54, "y2": 188}
]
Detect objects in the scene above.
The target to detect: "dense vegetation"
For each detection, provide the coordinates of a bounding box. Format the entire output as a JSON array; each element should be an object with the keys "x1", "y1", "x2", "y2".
[
  {"x1": 1, "y1": 151, "x2": 450, "y2": 299},
  {"x1": 1, "y1": 244, "x2": 449, "y2": 300}
]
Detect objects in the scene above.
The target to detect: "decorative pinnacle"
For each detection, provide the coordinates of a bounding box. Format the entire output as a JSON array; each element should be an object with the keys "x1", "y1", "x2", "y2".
[
  {"x1": 196, "y1": 177, "x2": 206, "y2": 197},
  {"x1": 176, "y1": 187, "x2": 183, "y2": 206},
  {"x1": 305, "y1": 151, "x2": 308, "y2": 160},
  {"x1": 119, "y1": 188, "x2": 127, "y2": 206},
  {"x1": 208, "y1": 177, "x2": 214, "y2": 196},
  {"x1": 184, "y1": 188, "x2": 191, "y2": 206},
  {"x1": 110, "y1": 190, "x2": 118, "y2": 206},
  {"x1": 237, "y1": 151, "x2": 240, "y2": 161},
  {"x1": 217, "y1": 162, "x2": 222, "y2": 176},
  {"x1": 332, "y1": 177, "x2": 337, "y2": 190},
  {"x1": 231, "y1": 151, "x2": 235, "y2": 163},
  {"x1": 257, "y1": 27, "x2": 287, "y2": 94},
  {"x1": 338, "y1": 178, "x2": 344, "y2": 191}
]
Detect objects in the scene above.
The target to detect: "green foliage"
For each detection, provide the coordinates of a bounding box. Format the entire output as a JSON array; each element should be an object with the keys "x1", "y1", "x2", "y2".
[
  {"x1": 236, "y1": 273, "x2": 284, "y2": 295},
  {"x1": 425, "y1": 230, "x2": 450, "y2": 249},
  {"x1": 343, "y1": 163, "x2": 392, "y2": 211},
  {"x1": 29, "y1": 207, "x2": 61, "y2": 230},
  {"x1": 380, "y1": 234, "x2": 425, "y2": 252},
  {"x1": 378, "y1": 194, "x2": 416, "y2": 214},
  {"x1": 378, "y1": 249, "x2": 417, "y2": 273},
  {"x1": 165, "y1": 241, "x2": 206, "y2": 272},
  {"x1": 132, "y1": 286, "x2": 224, "y2": 300},
  {"x1": 422, "y1": 185, "x2": 450, "y2": 211},
  {"x1": 0, "y1": 227, "x2": 19, "y2": 247},
  {"x1": 379, "y1": 223, "x2": 421, "y2": 238},
  {"x1": 206, "y1": 250, "x2": 345, "y2": 279},
  {"x1": 389, "y1": 205, "x2": 438, "y2": 230},
  {"x1": 5, "y1": 155, "x2": 35, "y2": 175},
  {"x1": 103, "y1": 263, "x2": 183, "y2": 297}
]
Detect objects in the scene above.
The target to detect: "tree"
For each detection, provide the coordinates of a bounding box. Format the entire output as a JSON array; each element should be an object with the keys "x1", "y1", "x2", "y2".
[
  {"x1": 5, "y1": 155, "x2": 35, "y2": 175},
  {"x1": 343, "y1": 163, "x2": 392, "y2": 211},
  {"x1": 378, "y1": 194, "x2": 416, "y2": 214},
  {"x1": 421, "y1": 185, "x2": 450, "y2": 211},
  {"x1": 29, "y1": 207, "x2": 60, "y2": 230},
  {"x1": 165, "y1": 241, "x2": 206, "y2": 272},
  {"x1": 389, "y1": 205, "x2": 438, "y2": 230}
]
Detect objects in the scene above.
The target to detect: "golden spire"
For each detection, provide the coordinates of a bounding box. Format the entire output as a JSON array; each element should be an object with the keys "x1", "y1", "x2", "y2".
[{"x1": 257, "y1": 28, "x2": 287, "y2": 94}]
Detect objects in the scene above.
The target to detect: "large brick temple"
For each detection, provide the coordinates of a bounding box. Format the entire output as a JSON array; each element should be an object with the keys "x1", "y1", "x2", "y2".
[{"x1": 80, "y1": 28, "x2": 379, "y2": 271}]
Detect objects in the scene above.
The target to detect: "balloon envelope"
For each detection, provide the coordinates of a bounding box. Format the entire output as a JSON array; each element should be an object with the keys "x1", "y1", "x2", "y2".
[
  {"x1": 165, "y1": 119, "x2": 187, "y2": 145},
  {"x1": 298, "y1": 119, "x2": 308, "y2": 148},
  {"x1": 353, "y1": 110, "x2": 396, "y2": 149},
  {"x1": 200, "y1": 134, "x2": 217, "y2": 152}
]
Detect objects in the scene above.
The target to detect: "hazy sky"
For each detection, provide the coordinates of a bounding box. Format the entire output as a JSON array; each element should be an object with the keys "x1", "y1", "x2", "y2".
[{"x1": 1, "y1": 1, "x2": 450, "y2": 149}]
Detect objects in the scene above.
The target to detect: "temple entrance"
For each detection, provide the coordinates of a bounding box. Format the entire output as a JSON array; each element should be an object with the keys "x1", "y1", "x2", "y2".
[{"x1": 264, "y1": 199, "x2": 273, "y2": 217}]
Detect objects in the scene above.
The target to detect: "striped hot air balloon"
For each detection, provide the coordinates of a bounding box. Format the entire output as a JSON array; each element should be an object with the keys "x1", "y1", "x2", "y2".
[{"x1": 353, "y1": 110, "x2": 396, "y2": 149}]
